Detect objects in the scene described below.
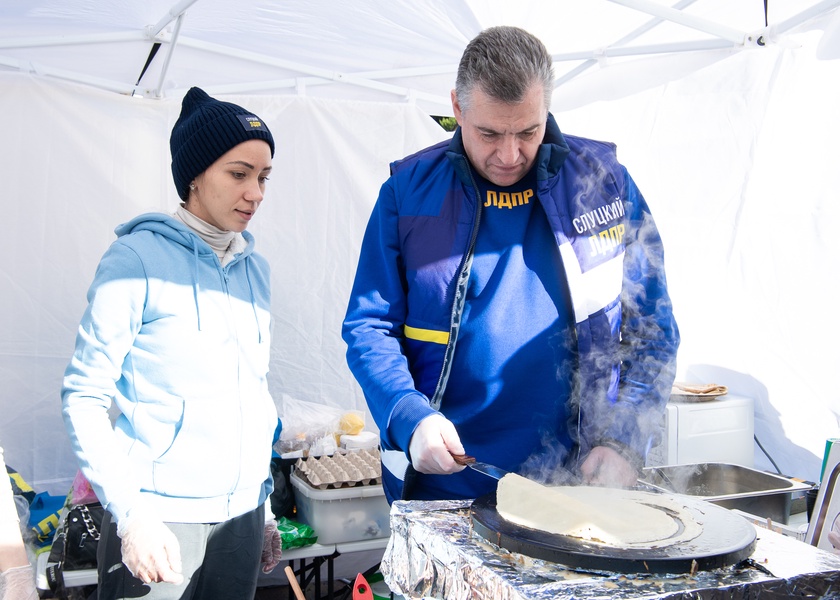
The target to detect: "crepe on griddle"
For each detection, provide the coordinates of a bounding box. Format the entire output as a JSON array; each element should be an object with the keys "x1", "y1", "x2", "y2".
[{"x1": 497, "y1": 473, "x2": 685, "y2": 547}]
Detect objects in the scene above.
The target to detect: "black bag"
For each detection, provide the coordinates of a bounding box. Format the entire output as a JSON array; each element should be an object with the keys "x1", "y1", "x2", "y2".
[
  {"x1": 270, "y1": 457, "x2": 296, "y2": 519},
  {"x1": 45, "y1": 502, "x2": 104, "y2": 597}
]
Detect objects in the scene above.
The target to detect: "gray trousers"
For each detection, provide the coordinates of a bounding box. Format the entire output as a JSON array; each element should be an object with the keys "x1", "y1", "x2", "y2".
[{"x1": 96, "y1": 504, "x2": 263, "y2": 600}]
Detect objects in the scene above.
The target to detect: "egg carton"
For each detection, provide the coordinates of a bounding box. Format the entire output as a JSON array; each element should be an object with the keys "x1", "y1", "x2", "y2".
[{"x1": 294, "y1": 448, "x2": 382, "y2": 489}]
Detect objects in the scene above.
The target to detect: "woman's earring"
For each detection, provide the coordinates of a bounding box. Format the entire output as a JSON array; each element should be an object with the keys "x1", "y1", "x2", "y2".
[{"x1": 189, "y1": 183, "x2": 196, "y2": 191}]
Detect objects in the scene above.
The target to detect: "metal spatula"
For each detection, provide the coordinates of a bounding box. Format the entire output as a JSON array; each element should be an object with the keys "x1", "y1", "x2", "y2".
[
  {"x1": 466, "y1": 461, "x2": 510, "y2": 480},
  {"x1": 451, "y1": 453, "x2": 510, "y2": 479}
]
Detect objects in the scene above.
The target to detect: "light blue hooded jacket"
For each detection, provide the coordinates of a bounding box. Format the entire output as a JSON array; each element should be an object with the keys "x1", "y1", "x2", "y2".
[{"x1": 62, "y1": 213, "x2": 276, "y2": 528}]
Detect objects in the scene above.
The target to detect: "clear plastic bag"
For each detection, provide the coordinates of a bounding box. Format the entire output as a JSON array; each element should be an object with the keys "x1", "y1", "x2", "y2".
[{"x1": 275, "y1": 394, "x2": 364, "y2": 458}]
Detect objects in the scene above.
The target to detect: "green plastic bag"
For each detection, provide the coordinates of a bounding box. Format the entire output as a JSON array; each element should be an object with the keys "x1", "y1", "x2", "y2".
[{"x1": 276, "y1": 516, "x2": 318, "y2": 549}]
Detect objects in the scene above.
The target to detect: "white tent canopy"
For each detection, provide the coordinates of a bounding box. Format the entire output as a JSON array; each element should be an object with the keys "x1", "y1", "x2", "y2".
[
  {"x1": 2, "y1": 0, "x2": 840, "y2": 494},
  {"x1": 4, "y1": 0, "x2": 840, "y2": 109}
]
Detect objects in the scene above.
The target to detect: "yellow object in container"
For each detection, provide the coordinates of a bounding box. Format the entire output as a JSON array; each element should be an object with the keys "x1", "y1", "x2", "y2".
[{"x1": 339, "y1": 411, "x2": 365, "y2": 435}]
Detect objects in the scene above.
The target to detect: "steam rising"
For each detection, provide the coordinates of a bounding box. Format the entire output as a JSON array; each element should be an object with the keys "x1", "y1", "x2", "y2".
[{"x1": 520, "y1": 161, "x2": 679, "y2": 486}]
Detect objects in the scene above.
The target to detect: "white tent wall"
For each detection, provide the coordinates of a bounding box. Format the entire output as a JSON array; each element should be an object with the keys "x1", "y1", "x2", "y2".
[
  {"x1": 0, "y1": 73, "x2": 448, "y2": 493},
  {"x1": 554, "y1": 36, "x2": 840, "y2": 482}
]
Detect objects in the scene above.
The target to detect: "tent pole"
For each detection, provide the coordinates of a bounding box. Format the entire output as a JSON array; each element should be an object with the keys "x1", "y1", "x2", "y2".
[
  {"x1": 0, "y1": 31, "x2": 143, "y2": 50},
  {"x1": 177, "y1": 76, "x2": 451, "y2": 109},
  {"x1": 770, "y1": 0, "x2": 840, "y2": 35},
  {"x1": 147, "y1": 0, "x2": 201, "y2": 38},
  {"x1": 147, "y1": 12, "x2": 186, "y2": 98},
  {"x1": 606, "y1": 0, "x2": 748, "y2": 45},
  {"x1": 0, "y1": 55, "x2": 135, "y2": 94},
  {"x1": 139, "y1": 0, "x2": 199, "y2": 97},
  {"x1": 553, "y1": 38, "x2": 733, "y2": 64},
  {"x1": 177, "y1": 36, "x2": 440, "y2": 100},
  {"x1": 553, "y1": 38, "x2": 734, "y2": 88},
  {"x1": 554, "y1": 0, "x2": 703, "y2": 88}
]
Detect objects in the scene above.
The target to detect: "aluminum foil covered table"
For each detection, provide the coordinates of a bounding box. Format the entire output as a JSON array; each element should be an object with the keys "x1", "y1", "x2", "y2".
[{"x1": 382, "y1": 499, "x2": 840, "y2": 599}]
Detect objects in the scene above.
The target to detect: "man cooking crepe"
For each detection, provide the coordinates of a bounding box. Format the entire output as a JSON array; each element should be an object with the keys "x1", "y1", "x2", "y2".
[{"x1": 342, "y1": 25, "x2": 679, "y2": 504}]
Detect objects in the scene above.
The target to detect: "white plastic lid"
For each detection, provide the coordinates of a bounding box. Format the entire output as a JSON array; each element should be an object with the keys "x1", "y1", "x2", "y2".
[{"x1": 340, "y1": 431, "x2": 379, "y2": 449}]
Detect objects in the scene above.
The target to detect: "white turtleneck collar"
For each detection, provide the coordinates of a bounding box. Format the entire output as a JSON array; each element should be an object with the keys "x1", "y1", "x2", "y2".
[{"x1": 174, "y1": 205, "x2": 246, "y2": 266}]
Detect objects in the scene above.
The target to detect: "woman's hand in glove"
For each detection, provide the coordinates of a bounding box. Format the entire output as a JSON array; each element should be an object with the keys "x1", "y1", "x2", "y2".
[
  {"x1": 408, "y1": 414, "x2": 465, "y2": 475},
  {"x1": 117, "y1": 515, "x2": 184, "y2": 585},
  {"x1": 261, "y1": 520, "x2": 282, "y2": 573}
]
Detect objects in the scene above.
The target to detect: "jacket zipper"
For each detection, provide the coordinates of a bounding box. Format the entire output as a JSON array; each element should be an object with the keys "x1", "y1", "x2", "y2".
[
  {"x1": 429, "y1": 160, "x2": 482, "y2": 411},
  {"x1": 220, "y1": 262, "x2": 244, "y2": 507}
]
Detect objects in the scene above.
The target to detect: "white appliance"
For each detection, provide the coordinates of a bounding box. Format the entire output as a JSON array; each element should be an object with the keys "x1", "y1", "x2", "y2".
[{"x1": 647, "y1": 394, "x2": 755, "y2": 467}]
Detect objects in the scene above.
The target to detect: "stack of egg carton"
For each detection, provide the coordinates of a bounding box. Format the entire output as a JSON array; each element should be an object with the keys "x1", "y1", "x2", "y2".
[{"x1": 294, "y1": 448, "x2": 381, "y2": 489}]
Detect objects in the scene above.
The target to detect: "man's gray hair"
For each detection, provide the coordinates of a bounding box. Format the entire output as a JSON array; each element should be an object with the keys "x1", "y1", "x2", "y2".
[{"x1": 455, "y1": 26, "x2": 554, "y2": 113}]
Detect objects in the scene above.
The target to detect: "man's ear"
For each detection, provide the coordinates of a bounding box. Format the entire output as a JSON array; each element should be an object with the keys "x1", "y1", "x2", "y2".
[{"x1": 451, "y1": 89, "x2": 463, "y2": 126}]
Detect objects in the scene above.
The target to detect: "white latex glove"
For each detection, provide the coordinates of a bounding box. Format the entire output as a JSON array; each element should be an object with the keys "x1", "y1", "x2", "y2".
[
  {"x1": 580, "y1": 445, "x2": 638, "y2": 488},
  {"x1": 261, "y1": 520, "x2": 282, "y2": 573},
  {"x1": 407, "y1": 414, "x2": 465, "y2": 474},
  {"x1": 0, "y1": 564, "x2": 38, "y2": 600},
  {"x1": 117, "y1": 515, "x2": 184, "y2": 585}
]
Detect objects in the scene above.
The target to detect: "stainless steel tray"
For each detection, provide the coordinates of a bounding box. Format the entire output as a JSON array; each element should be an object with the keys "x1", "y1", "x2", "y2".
[{"x1": 641, "y1": 462, "x2": 813, "y2": 524}]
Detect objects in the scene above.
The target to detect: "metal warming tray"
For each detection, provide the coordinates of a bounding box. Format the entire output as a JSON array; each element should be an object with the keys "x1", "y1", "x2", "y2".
[{"x1": 641, "y1": 462, "x2": 813, "y2": 524}]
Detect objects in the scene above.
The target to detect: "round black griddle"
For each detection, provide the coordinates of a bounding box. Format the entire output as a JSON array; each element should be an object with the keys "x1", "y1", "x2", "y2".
[{"x1": 471, "y1": 491, "x2": 757, "y2": 574}]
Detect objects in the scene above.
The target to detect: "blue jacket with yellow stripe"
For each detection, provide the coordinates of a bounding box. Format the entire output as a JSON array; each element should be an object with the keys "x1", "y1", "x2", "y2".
[{"x1": 342, "y1": 113, "x2": 679, "y2": 503}]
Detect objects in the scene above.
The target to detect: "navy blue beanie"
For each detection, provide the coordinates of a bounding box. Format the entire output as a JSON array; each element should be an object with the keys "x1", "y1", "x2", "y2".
[{"x1": 170, "y1": 87, "x2": 275, "y2": 200}]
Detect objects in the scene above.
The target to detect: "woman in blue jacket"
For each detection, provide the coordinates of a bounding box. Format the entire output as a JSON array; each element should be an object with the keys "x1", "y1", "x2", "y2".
[
  {"x1": 62, "y1": 88, "x2": 281, "y2": 599},
  {"x1": 343, "y1": 27, "x2": 679, "y2": 504}
]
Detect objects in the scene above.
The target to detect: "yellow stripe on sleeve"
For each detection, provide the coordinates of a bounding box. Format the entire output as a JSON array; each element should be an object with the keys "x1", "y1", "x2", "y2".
[{"x1": 404, "y1": 325, "x2": 449, "y2": 345}]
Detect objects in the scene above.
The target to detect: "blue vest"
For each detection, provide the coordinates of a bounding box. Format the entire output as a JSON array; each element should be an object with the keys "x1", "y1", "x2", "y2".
[
  {"x1": 370, "y1": 114, "x2": 678, "y2": 500},
  {"x1": 397, "y1": 118, "x2": 624, "y2": 434}
]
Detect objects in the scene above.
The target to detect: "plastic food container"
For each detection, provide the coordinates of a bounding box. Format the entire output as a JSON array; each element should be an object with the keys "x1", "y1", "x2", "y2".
[{"x1": 290, "y1": 470, "x2": 391, "y2": 543}]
